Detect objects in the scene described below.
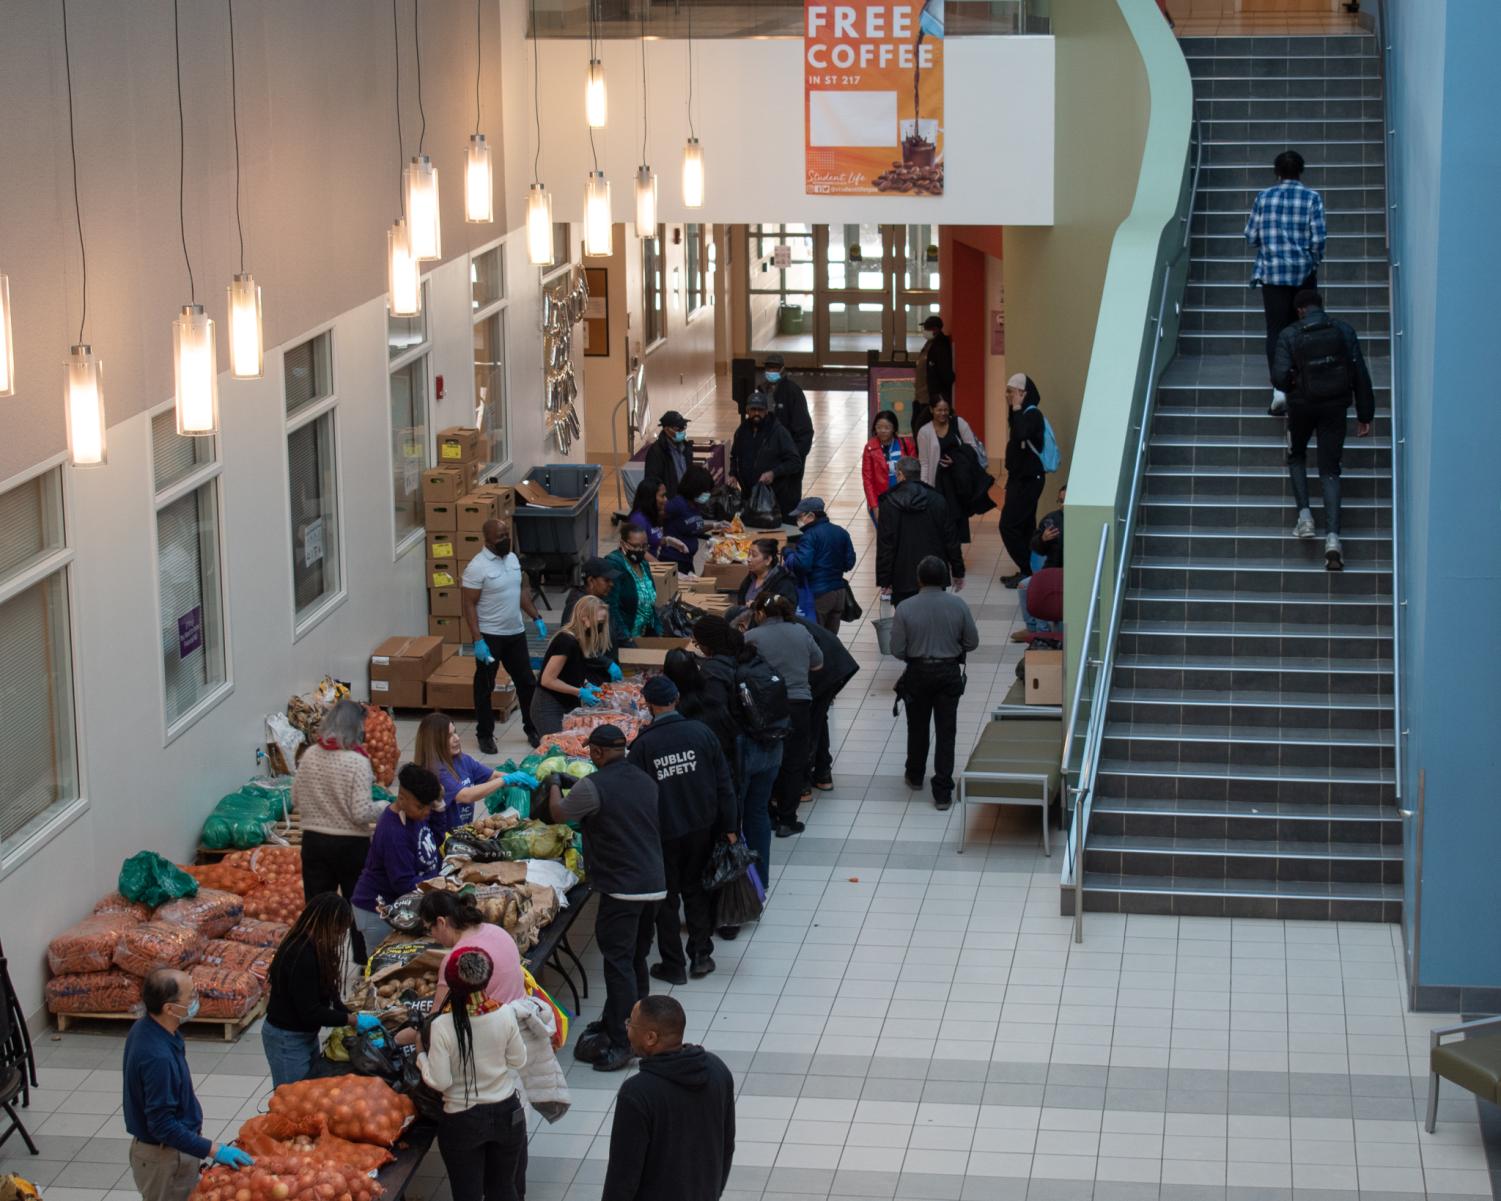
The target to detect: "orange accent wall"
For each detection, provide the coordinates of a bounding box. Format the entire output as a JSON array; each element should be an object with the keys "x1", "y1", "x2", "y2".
[{"x1": 938, "y1": 226, "x2": 1003, "y2": 444}]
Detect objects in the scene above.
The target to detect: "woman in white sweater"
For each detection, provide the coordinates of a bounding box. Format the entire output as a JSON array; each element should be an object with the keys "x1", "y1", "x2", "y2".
[
  {"x1": 915, "y1": 396, "x2": 986, "y2": 548},
  {"x1": 419, "y1": 946, "x2": 528, "y2": 1201},
  {"x1": 293, "y1": 700, "x2": 386, "y2": 905}
]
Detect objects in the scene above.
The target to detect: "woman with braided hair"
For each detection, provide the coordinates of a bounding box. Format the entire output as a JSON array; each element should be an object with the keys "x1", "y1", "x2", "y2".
[{"x1": 418, "y1": 946, "x2": 529, "y2": 1201}]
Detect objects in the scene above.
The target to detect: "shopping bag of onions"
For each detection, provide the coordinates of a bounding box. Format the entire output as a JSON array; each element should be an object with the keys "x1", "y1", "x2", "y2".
[
  {"x1": 182, "y1": 863, "x2": 262, "y2": 896},
  {"x1": 242, "y1": 884, "x2": 304, "y2": 925},
  {"x1": 235, "y1": 1115, "x2": 393, "y2": 1174},
  {"x1": 189, "y1": 1154, "x2": 382, "y2": 1201},
  {"x1": 268, "y1": 1077, "x2": 414, "y2": 1147},
  {"x1": 363, "y1": 706, "x2": 399, "y2": 788}
]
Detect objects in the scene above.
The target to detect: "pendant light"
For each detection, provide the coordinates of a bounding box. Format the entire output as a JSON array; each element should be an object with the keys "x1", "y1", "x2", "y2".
[
  {"x1": 634, "y1": 11, "x2": 657, "y2": 237},
  {"x1": 524, "y1": 0, "x2": 554, "y2": 266},
  {"x1": 171, "y1": 0, "x2": 218, "y2": 436},
  {"x1": 585, "y1": 0, "x2": 606, "y2": 128},
  {"x1": 682, "y1": 0, "x2": 705, "y2": 207},
  {"x1": 60, "y1": 0, "x2": 105, "y2": 464},
  {"x1": 463, "y1": 0, "x2": 493, "y2": 223},
  {"x1": 405, "y1": 0, "x2": 441, "y2": 259},
  {"x1": 386, "y1": 0, "x2": 422, "y2": 316},
  {"x1": 0, "y1": 273, "x2": 13, "y2": 398},
  {"x1": 224, "y1": 0, "x2": 262, "y2": 378},
  {"x1": 584, "y1": 171, "x2": 612, "y2": 257}
]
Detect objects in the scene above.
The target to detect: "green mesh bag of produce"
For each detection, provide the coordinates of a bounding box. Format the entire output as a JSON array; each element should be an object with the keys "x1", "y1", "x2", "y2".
[
  {"x1": 497, "y1": 822, "x2": 572, "y2": 861},
  {"x1": 201, "y1": 790, "x2": 280, "y2": 850},
  {"x1": 118, "y1": 851, "x2": 199, "y2": 908}
]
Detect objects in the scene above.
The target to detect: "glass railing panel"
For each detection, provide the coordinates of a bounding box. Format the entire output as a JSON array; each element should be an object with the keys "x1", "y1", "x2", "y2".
[{"x1": 530, "y1": 0, "x2": 1048, "y2": 39}]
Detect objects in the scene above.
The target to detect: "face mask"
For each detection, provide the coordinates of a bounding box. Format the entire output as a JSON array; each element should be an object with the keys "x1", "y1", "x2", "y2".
[
  {"x1": 672, "y1": 430, "x2": 687, "y2": 443},
  {"x1": 924, "y1": 330, "x2": 935, "y2": 341},
  {"x1": 179, "y1": 997, "x2": 200, "y2": 1021},
  {"x1": 765, "y1": 372, "x2": 781, "y2": 383},
  {"x1": 695, "y1": 492, "x2": 711, "y2": 504},
  {"x1": 491, "y1": 536, "x2": 512, "y2": 557},
  {"x1": 625, "y1": 549, "x2": 646, "y2": 564}
]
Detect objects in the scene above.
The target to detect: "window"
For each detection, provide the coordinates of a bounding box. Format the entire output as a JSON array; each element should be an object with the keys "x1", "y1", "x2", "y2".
[
  {"x1": 284, "y1": 331, "x2": 333, "y2": 416},
  {"x1": 152, "y1": 411, "x2": 228, "y2": 733},
  {"x1": 552, "y1": 222, "x2": 571, "y2": 268},
  {"x1": 642, "y1": 225, "x2": 666, "y2": 347},
  {"x1": 285, "y1": 331, "x2": 342, "y2": 628},
  {"x1": 0, "y1": 468, "x2": 79, "y2": 856},
  {"x1": 471, "y1": 246, "x2": 505, "y2": 311},
  {"x1": 388, "y1": 284, "x2": 429, "y2": 360},
  {"x1": 685, "y1": 224, "x2": 708, "y2": 315},
  {"x1": 389, "y1": 358, "x2": 429, "y2": 547},
  {"x1": 472, "y1": 241, "x2": 511, "y2": 471}
]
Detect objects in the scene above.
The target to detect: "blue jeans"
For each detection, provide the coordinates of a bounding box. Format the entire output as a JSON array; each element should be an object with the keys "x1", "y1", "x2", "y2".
[
  {"x1": 262, "y1": 1021, "x2": 322, "y2": 1088},
  {"x1": 1017, "y1": 576, "x2": 1057, "y2": 635},
  {"x1": 737, "y1": 736, "x2": 783, "y2": 883},
  {"x1": 354, "y1": 906, "x2": 393, "y2": 953}
]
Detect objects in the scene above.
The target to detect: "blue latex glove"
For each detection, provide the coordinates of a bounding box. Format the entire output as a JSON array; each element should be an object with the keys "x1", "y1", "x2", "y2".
[
  {"x1": 534, "y1": 618, "x2": 548, "y2": 639},
  {"x1": 579, "y1": 683, "x2": 603, "y2": 706},
  {"x1": 472, "y1": 638, "x2": 495, "y2": 665},
  {"x1": 354, "y1": 1012, "x2": 382, "y2": 1033},
  {"x1": 503, "y1": 771, "x2": 540, "y2": 789},
  {"x1": 606, "y1": 661, "x2": 624, "y2": 682},
  {"x1": 213, "y1": 1146, "x2": 254, "y2": 1169}
]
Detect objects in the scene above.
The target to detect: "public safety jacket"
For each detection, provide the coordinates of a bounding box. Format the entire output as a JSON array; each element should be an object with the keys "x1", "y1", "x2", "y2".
[{"x1": 627, "y1": 711, "x2": 738, "y2": 842}]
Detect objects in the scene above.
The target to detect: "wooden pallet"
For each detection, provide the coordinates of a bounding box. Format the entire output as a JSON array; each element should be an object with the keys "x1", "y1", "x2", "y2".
[{"x1": 54, "y1": 995, "x2": 266, "y2": 1042}]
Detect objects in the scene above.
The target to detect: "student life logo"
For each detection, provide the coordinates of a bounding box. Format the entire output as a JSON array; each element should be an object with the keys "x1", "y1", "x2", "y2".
[{"x1": 804, "y1": 0, "x2": 945, "y2": 196}]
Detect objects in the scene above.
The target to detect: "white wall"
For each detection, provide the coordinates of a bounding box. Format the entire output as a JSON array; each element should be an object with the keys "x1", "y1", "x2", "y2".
[
  {"x1": 504, "y1": 36, "x2": 1055, "y2": 227},
  {"x1": 0, "y1": 233, "x2": 582, "y2": 1019}
]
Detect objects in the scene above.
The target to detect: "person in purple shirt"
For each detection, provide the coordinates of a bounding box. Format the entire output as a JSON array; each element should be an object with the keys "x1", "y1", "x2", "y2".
[
  {"x1": 124, "y1": 968, "x2": 253, "y2": 1201},
  {"x1": 351, "y1": 764, "x2": 443, "y2": 950},
  {"x1": 414, "y1": 713, "x2": 537, "y2": 839}
]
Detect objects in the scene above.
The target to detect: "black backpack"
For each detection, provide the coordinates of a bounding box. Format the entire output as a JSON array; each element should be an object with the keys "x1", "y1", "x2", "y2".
[
  {"x1": 1291, "y1": 317, "x2": 1354, "y2": 401},
  {"x1": 734, "y1": 652, "x2": 790, "y2": 743}
]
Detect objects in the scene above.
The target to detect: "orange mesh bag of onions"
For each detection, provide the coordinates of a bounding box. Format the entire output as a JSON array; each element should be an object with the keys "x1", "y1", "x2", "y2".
[
  {"x1": 188, "y1": 1153, "x2": 383, "y2": 1201},
  {"x1": 363, "y1": 706, "x2": 399, "y2": 788},
  {"x1": 268, "y1": 1077, "x2": 415, "y2": 1148},
  {"x1": 235, "y1": 1115, "x2": 394, "y2": 1174},
  {"x1": 182, "y1": 863, "x2": 262, "y2": 896}
]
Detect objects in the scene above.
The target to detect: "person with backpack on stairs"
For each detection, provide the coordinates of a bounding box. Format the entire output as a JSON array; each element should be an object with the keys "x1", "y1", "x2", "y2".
[
  {"x1": 999, "y1": 374, "x2": 1060, "y2": 588},
  {"x1": 1273, "y1": 289, "x2": 1375, "y2": 572}
]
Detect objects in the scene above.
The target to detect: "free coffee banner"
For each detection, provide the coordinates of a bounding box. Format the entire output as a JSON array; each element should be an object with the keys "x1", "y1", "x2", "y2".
[{"x1": 804, "y1": 0, "x2": 945, "y2": 196}]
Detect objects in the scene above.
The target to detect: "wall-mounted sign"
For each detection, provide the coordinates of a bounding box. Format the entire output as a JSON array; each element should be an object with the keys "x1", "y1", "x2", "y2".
[
  {"x1": 177, "y1": 606, "x2": 203, "y2": 658},
  {"x1": 805, "y1": 0, "x2": 945, "y2": 197},
  {"x1": 772, "y1": 244, "x2": 793, "y2": 269}
]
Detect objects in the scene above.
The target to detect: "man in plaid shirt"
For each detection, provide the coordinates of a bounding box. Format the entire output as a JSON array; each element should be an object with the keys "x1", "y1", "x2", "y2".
[{"x1": 1245, "y1": 149, "x2": 1327, "y2": 414}]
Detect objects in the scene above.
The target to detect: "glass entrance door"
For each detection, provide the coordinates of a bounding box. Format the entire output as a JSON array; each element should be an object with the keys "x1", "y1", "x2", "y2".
[{"x1": 819, "y1": 224, "x2": 893, "y2": 366}]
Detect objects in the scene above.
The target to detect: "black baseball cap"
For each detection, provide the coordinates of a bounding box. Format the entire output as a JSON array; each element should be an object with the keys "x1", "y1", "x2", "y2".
[
  {"x1": 581, "y1": 556, "x2": 614, "y2": 580},
  {"x1": 584, "y1": 724, "x2": 628, "y2": 749},
  {"x1": 745, "y1": 391, "x2": 770, "y2": 411},
  {"x1": 660, "y1": 410, "x2": 689, "y2": 430},
  {"x1": 764, "y1": 353, "x2": 786, "y2": 369}
]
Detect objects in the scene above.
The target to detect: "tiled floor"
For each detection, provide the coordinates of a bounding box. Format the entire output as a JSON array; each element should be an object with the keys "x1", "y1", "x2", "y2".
[{"x1": 7, "y1": 390, "x2": 1494, "y2": 1201}]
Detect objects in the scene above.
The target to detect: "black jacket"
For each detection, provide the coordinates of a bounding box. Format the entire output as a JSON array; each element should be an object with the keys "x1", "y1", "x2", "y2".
[
  {"x1": 876, "y1": 480, "x2": 964, "y2": 590},
  {"x1": 553, "y1": 759, "x2": 665, "y2": 898},
  {"x1": 729, "y1": 415, "x2": 802, "y2": 518},
  {"x1": 795, "y1": 617, "x2": 859, "y2": 701},
  {"x1": 600, "y1": 1045, "x2": 736, "y2": 1201},
  {"x1": 924, "y1": 332, "x2": 955, "y2": 401},
  {"x1": 769, "y1": 377, "x2": 814, "y2": 456},
  {"x1": 643, "y1": 433, "x2": 689, "y2": 497},
  {"x1": 627, "y1": 711, "x2": 737, "y2": 841},
  {"x1": 1272, "y1": 308, "x2": 1377, "y2": 421},
  {"x1": 1005, "y1": 377, "x2": 1047, "y2": 481},
  {"x1": 1031, "y1": 507, "x2": 1064, "y2": 571},
  {"x1": 266, "y1": 938, "x2": 349, "y2": 1033},
  {"x1": 735, "y1": 563, "x2": 799, "y2": 610}
]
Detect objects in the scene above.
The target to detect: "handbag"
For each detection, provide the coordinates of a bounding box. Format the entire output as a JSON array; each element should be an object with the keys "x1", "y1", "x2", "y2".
[{"x1": 841, "y1": 586, "x2": 863, "y2": 622}]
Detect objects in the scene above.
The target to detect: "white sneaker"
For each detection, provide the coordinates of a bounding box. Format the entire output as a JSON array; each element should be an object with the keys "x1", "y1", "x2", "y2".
[
  {"x1": 1293, "y1": 509, "x2": 1315, "y2": 539},
  {"x1": 1268, "y1": 388, "x2": 1288, "y2": 416},
  {"x1": 1325, "y1": 534, "x2": 1344, "y2": 571}
]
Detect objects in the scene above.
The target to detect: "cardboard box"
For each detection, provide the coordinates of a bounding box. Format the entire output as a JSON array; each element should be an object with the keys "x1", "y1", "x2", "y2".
[
  {"x1": 427, "y1": 532, "x2": 459, "y2": 560},
  {"x1": 684, "y1": 575, "x2": 720, "y2": 594},
  {"x1": 424, "y1": 652, "x2": 517, "y2": 712},
  {"x1": 428, "y1": 614, "x2": 463, "y2": 643},
  {"x1": 476, "y1": 484, "x2": 516, "y2": 521},
  {"x1": 437, "y1": 426, "x2": 482, "y2": 464},
  {"x1": 452, "y1": 531, "x2": 486, "y2": 563},
  {"x1": 421, "y1": 467, "x2": 466, "y2": 503},
  {"x1": 427, "y1": 559, "x2": 459, "y2": 588},
  {"x1": 370, "y1": 635, "x2": 445, "y2": 684},
  {"x1": 617, "y1": 636, "x2": 693, "y2": 669},
  {"x1": 454, "y1": 493, "x2": 499, "y2": 531},
  {"x1": 424, "y1": 501, "x2": 458, "y2": 532},
  {"x1": 369, "y1": 678, "x2": 425, "y2": 709},
  {"x1": 464, "y1": 461, "x2": 482, "y2": 493},
  {"x1": 702, "y1": 562, "x2": 750, "y2": 592},
  {"x1": 429, "y1": 586, "x2": 462, "y2": 617},
  {"x1": 648, "y1": 562, "x2": 679, "y2": 602},
  {"x1": 1024, "y1": 649, "x2": 1063, "y2": 706},
  {"x1": 513, "y1": 478, "x2": 576, "y2": 508}
]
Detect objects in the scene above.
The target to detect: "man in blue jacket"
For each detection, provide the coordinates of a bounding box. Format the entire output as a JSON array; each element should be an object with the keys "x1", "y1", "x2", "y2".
[
  {"x1": 783, "y1": 498, "x2": 856, "y2": 633},
  {"x1": 124, "y1": 969, "x2": 254, "y2": 1201}
]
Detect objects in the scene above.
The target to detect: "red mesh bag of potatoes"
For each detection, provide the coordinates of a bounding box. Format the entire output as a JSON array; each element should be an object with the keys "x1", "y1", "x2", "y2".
[
  {"x1": 242, "y1": 883, "x2": 304, "y2": 925},
  {"x1": 268, "y1": 1077, "x2": 415, "y2": 1147},
  {"x1": 224, "y1": 918, "x2": 290, "y2": 948},
  {"x1": 201, "y1": 939, "x2": 275, "y2": 981},
  {"x1": 156, "y1": 888, "x2": 246, "y2": 938},
  {"x1": 92, "y1": 892, "x2": 155, "y2": 921},
  {"x1": 113, "y1": 920, "x2": 206, "y2": 976},
  {"x1": 235, "y1": 1115, "x2": 393, "y2": 1174},
  {"x1": 188, "y1": 964, "x2": 263, "y2": 1019},
  {"x1": 45, "y1": 971, "x2": 144, "y2": 1015},
  {"x1": 48, "y1": 912, "x2": 143, "y2": 975},
  {"x1": 363, "y1": 706, "x2": 399, "y2": 788},
  {"x1": 183, "y1": 863, "x2": 262, "y2": 896},
  {"x1": 189, "y1": 1153, "x2": 382, "y2": 1201}
]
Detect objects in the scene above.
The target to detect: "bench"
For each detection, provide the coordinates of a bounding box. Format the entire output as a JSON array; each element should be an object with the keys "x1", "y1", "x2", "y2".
[
  {"x1": 525, "y1": 882, "x2": 595, "y2": 1014},
  {"x1": 1426, "y1": 1014, "x2": 1501, "y2": 1132},
  {"x1": 376, "y1": 1121, "x2": 437, "y2": 1201},
  {"x1": 956, "y1": 684, "x2": 1062, "y2": 855}
]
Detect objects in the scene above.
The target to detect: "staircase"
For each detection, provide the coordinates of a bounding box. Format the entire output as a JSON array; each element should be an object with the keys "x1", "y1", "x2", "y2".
[{"x1": 1079, "y1": 33, "x2": 1400, "y2": 921}]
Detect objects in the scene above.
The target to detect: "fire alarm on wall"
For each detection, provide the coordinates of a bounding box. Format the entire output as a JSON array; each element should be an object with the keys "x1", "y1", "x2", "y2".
[{"x1": 435, "y1": 374, "x2": 445, "y2": 399}]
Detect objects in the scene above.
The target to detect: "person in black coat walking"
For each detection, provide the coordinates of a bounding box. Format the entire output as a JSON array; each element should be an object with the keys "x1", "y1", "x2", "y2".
[
  {"x1": 796, "y1": 614, "x2": 860, "y2": 793},
  {"x1": 761, "y1": 354, "x2": 814, "y2": 503},
  {"x1": 1000, "y1": 373, "x2": 1048, "y2": 587},
  {"x1": 727, "y1": 393, "x2": 802, "y2": 520},
  {"x1": 912, "y1": 315, "x2": 955, "y2": 435},
  {"x1": 601, "y1": 995, "x2": 735, "y2": 1201},
  {"x1": 876, "y1": 458, "x2": 965, "y2": 606},
  {"x1": 642, "y1": 411, "x2": 692, "y2": 497}
]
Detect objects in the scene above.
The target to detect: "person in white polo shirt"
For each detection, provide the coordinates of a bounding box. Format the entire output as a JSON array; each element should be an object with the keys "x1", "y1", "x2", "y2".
[{"x1": 461, "y1": 518, "x2": 546, "y2": 752}]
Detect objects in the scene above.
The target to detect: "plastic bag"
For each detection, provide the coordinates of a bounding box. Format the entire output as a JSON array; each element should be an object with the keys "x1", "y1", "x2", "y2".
[
  {"x1": 498, "y1": 823, "x2": 573, "y2": 862},
  {"x1": 223, "y1": 918, "x2": 289, "y2": 947},
  {"x1": 343, "y1": 1030, "x2": 404, "y2": 1084},
  {"x1": 264, "y1": 712, "x2": 306, "y2": 776},
  {"x1": 702, "y1": 839, "x2": 759, "y2": 892},
  {"x1": 363, "y1": 705, "x2": 399, "y2": 788},
  {"x1": 156, "y1": 888, "x2": 245, "y2": 938},
  {"x1": 485, "y1": 785, "x2": 532, "y2": 819},
  {"x1": 365, "y1": 939, "x2": 441, "y2": 978},
  {"x1": 384, "y1": 892, "x2": 426, "y2": 934},
  {"x1": 92, "y1": 892, "x2": 154, "y2": 921},
  {"x1": 190, "y1": 1153, "x2": 382, "y2": 1201},
  {"x1": 189, "y1": 964, "x2": 264, "y2": 1019},
  {"x1": 182, "y1": 864, "x2": 261, "y2": 896},
  {"x1": 45, "y1": 971, "x2": 143, "y2": 1015},
  {"x1": 114, "y1": 920, "x2": 207, "y2": 976},
  {"x1": 714, "y1": 870, "x2": 764, "y2": 926},
  {"x1": 442, "y1": 834, "x2": 504, "y2": 863},
  {"x1": 48, "y1": 912, "x2": 142, "y2": 975},
  {"x1": 118, "y1": 851, "x2": 199, "y2": 908},
  {"x1": 268, "y1": 1077, "x2": 416, "y2": 1147},
  {"x1": 201, "y1": 939, "x2": 275, "y2": 981},
  {"x1": 743, "y1": 482, "x2": 781, "y2": 529},
  {"x1": 201, "y1": 791, "x2": 277, "y2": 851}
]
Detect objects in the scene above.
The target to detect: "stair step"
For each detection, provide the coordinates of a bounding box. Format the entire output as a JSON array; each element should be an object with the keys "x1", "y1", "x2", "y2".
[
  {"x1": 1098, "y1": 758, "x2": 1393, "y2": 786},
  {"x1": 1135, "y1": 523, "x2": 1387, "y2": 542},
  {"x1": 1090, "y1": 796, "x2": 1401, "y2": 845},
  {"x1": 1142, "y1": 475, "x2": 1391, "y2": 492},
  {"x1": 1088, "y1": 834, "x2": 1400, "y2": 861},
  {"x1": 1108, "y1": 685, "x2": 1391, "y2": 710},
  {"x1": 1114, "y1": 651, "x2": 1391, "y2": 676},
  {"x1": 1132, "y1": 554, "x2": 1394, "y2": 579},
  {"x1": 1085, "y1": 835, "x2": 1400, "y2": 886},
  {"x1": 1120, "y1": 619, "x2": 1389, "y2": 642},
  {"x1": 1103, "y1": 720, "x2": 1390, "y2": 748},
  {"x1": 1149, "y1": 433, "x2": 1392, "y2": 450},
  {"x1": 1073, "y1": 873, "x2": 1401, "y2": 921},
  {"x1": 1144, "y1": 464, "x2": 1391, "y2": 481}
]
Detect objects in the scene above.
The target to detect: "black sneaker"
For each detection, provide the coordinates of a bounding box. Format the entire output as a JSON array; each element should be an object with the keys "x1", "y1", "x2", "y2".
[
  {"x1": 1001, "y1": 573, "x2": 1024, "y2": 589},
  {"x1": 592, "y1": 1045, "x2": 636, "y2": 1073},
  {"x1": 477, "y1": 735, "x2": 499, "y2": 755},
  {"x1": 933, "y1": 797, "x2": 953, "y2": 812},
  {"x1": 649, "y1": 962, "x2": 687, "y2": 986},
  {"x1": 774, "y1": 821, "x2": 805, "y2": 838},
  {"x1": 526, "y1": 731, "x2": 543, "y2": 750},
  {"x1": 690, "y1": 956, "x2": 716, "y2": 979},
  {"x1": 812, "y1": 778, "x2": 834, "y2": 791},
  {"x1": 716, "y1": 925, "x2": 740, "y2": 940},
  {"x1": 905, "y1": 775, "x2": 924, "y2": 790}
]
